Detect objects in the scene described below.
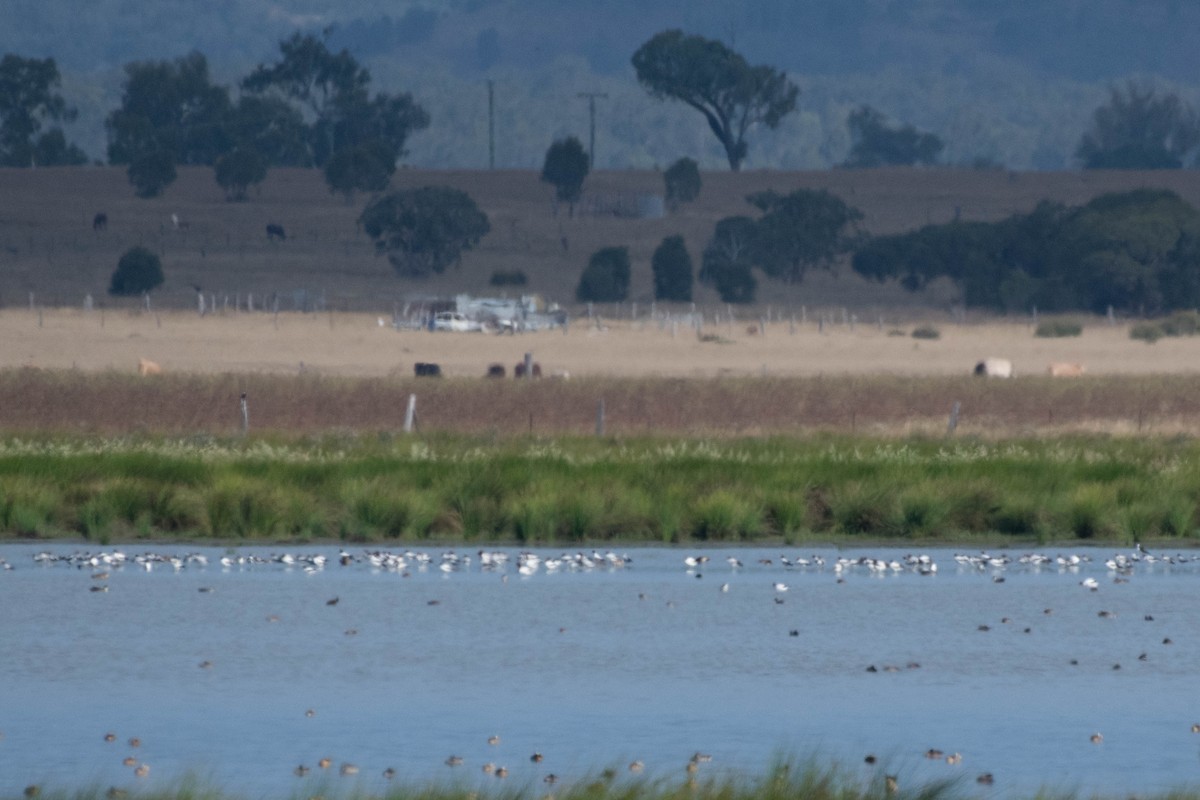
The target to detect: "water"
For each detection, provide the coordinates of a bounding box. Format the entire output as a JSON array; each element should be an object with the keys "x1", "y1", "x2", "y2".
[{"x1": 2, "y1": 544, "x2": 1200, "y2": 798}]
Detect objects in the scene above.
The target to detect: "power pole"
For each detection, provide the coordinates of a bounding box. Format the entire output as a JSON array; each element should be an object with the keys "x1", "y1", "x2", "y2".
[
  {"x1": 487, "y1": 80, "x2": 495, "y2": 170},
  {"x1": 577, "y1": 91, "x2": 608, "y2": 168}
]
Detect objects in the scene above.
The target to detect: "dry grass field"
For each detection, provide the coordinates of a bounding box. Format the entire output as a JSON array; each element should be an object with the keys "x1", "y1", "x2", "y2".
[{"x1": 5, "y1": 165, "x2": 1200, "y2": 311}]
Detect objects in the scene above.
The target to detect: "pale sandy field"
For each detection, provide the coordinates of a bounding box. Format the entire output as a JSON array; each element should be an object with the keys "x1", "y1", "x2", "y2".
[{"x1": 3, "y1": 307, "x2": 1196, "y2": 379}]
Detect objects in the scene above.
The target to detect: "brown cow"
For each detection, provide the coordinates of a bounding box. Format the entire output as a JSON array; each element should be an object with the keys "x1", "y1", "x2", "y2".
[
  {"x1": 1048, "y1": 362, "x2": 1085, "y2": 377},
  {"x1": 514, "y1": 362, "x2": 542, "y2": 378},
  {"x1": 137, "y1": 358, "x2": 162, "y2": 376}
]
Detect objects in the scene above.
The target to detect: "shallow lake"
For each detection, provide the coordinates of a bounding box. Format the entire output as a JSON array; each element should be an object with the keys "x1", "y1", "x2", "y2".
[{"x1": 2, "y1": 543, "x2": 1199, "y2": 798}]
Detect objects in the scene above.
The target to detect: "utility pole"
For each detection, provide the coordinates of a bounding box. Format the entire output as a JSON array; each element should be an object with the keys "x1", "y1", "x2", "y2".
[
  {"x1": 487, "y1": 80, "x2": 495, "y2": 170},
  {"x1": 577, "y1": 91, "x2": 608, "y2": 168}
]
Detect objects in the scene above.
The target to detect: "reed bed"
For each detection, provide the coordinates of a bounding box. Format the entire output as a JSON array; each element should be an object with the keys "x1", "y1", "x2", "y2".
[
  {"x1": 2, "y1": 432, "x2": 1199, "y2": 544},
  {"x1": 5, "y1": 369, "x2": 1200, "y2": 438}
]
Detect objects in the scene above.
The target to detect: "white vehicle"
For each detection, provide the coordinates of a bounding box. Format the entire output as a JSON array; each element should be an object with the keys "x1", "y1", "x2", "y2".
[{"x1": 431, "y1": 312, "x2": 481, "y2": 332}]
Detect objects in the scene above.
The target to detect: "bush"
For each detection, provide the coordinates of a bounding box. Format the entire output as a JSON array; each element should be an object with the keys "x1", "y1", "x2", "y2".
[
  {"x1": 489, "y1": 270, "x2": 528, "y2": 287},
  {"x1": 1035, "y1": 320, "x2": 1083, "y2": 337},
  {"x1": 127, "y1": 150, "x2": 176, "y2": 198},
  {"x1": 651, "y1": 235, "x2": 693, "y2": 302},
  {"x1": 1159, "y1": 310, "x2": 1200, "y2": 336},
  {"x1": 911, "y1": 325, "x2": 940, "y2": 340},
  {"x1": 663, "y1": 156, "x2": 701, "y2": 211},
  {"x1": 214, "y1": 146, "x2": 268, "y2": 201},
  {"x1": 109, "y1": 246, "x2": 164, "y2": 296},
  {"x1": 576, "y1": 246, "x2": 631, "y2": 303},
  {"x1": 1130, "y1": 323, "x2": 1163, "y2": 343}
]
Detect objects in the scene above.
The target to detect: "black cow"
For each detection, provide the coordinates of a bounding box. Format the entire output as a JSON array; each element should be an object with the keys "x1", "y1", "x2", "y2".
[
  {"x1": 92, "y1": 212, "x2": 108, "y2": 231},
  {"x1": 266, "y1": 223, "x2": 286, "y2": 242},
  {"x1": 486, "y1": 363, "x2": 506, "y2": 378},
  {"x1": 414, "y1": 362, "x2": 442, "y2": 377}
]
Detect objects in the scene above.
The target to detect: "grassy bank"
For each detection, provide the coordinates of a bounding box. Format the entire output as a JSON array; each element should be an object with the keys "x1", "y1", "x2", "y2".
[{"x1": 2, "y1": 433, "x2": 1199, "y2": 545}]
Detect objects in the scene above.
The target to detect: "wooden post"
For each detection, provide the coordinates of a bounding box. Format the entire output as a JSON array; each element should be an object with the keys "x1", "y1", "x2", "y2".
[
  {"x1": 523, "y1": 352, "x2": 533, "y2": 380},
  {"x1": 240, "y1": 393, "x2": 249, "y2": 435},
  {"x1": 596, "y1": 398, "x2": 605, "y2": 437},
  {"x1": 404, "y1": 394, "x2": 417, "y2": 433},
  {"x1": 947, "y1": 401, "x2": 961, "y2": 436}
]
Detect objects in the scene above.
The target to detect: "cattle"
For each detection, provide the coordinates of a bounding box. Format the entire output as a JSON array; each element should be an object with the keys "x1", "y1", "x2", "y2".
[
  {"x1": 92, "y1": 212, "x2": 108, "y2": 231},
  {"x1": 266, "y1": 223, "x2": 286, "y2": 242},
  {"x1": 137, "y1": 358, "x2": 162, "y2": 376},
  {"x1": 1048, "y1": 362, "x2": 1085, "y2": 377},
  {"x1": 973, "y1": 357, "x2": 1013, "y2": 378},
  {"x1": 486, "y1": 363, "x2": 506, "y2": 378},
  {"x1": 414, "y1": 362, "x2": 442, "y2": 377},
  {"x1": 514, "y1": 362, "x2": 543, "y2": 379}
]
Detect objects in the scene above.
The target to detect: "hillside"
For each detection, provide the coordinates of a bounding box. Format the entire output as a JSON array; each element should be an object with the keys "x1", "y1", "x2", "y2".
[{"x1": 4, "y1": 166, "x2": 1200, "y2": 314}]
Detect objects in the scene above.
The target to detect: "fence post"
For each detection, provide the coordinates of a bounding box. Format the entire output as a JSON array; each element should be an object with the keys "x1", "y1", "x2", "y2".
[
  {"x1": 404, "y1": 394, "x2": 417, "y2": 433},
  {"x1": 596, "y1": 398, "x2": 605, "y2": 437},
  {"x1": 240, "y1": 393, "x2": 249, "y2": 435},
  {"x1": 524, "y1": 352, "x2": 533, "y2": 380},
  {"x1": 947, "y1": 401, "x2": 961, "y2": 436}
]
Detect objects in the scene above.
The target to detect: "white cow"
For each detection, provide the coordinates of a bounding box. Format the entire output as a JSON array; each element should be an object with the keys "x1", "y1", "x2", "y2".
[{"x1": 973, "y1": 357, "x2": 1013, "y2": 378}]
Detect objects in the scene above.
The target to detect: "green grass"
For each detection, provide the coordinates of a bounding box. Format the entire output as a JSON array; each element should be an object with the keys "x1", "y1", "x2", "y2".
[{"x1": 3, "y1": 432, "x2": 1200, "y2": 545}]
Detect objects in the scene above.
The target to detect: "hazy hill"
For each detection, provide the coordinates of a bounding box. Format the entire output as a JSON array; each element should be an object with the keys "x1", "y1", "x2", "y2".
[
  {"x1": 6, "y1": 1, "x2": 1200, "y2": 171},
  {"x1": 4, "y1": 165, "x2": 1200, "y2": 314}
]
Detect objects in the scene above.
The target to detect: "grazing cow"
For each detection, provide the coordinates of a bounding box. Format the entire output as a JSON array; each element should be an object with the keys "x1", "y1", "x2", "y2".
[
  {"x1": 414, "y1": 362, "x2": 442, "y2": 377},
  {"x1": 514, "y1": 362, "x2": 543, "y2": 378},
  {"x1": 973, "y1": 357, "x2": 1013, "y2": 378},
  {"x1": 266, "y1": 223, "x2": 286, "y2": 242},
  {"x1": 137, "y1": 358, "x2": 162, "y2": 376},
  {"x1": 486, "y1": 363, "x2": 506, "y2": 378},
  {"x1": 1048, "y1": 362, "x2": 1085, "y2": 377},
  {"x1": 92, "y1": 212, "x2": 108, "y2": 231}
]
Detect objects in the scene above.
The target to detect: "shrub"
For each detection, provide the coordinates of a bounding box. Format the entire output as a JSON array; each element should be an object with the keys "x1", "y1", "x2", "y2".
[
  {"x1": 663, "y1": 156, "x2": 701, "y2": 211},
  {"x1": 1130, "y1": 323, "x2": 1163, "y2": 343},
  {"x1": 127, "y1": 149, "x2": 176, "y2": 198},
  {"x1": 1159, "y1": 310, "x2": 1200, "y2": 336},
  {"x1": 489, "y1": 270, "x2": 527, "y2": 287},
  {"x1": 214, "y1": 146, "x2": 268, "y2": 201},
  {"x1": 576, "y1": 246, "x2": 631, "y2": 303},
  {"x1": 651, "y1": 235, "x2": 693, "y2": 302},
  {"x1": 109, "y1": 246, "x2": 164, "y2": 296},
  {"x1": 911, "y1": 325, "x2": 940, "y2": 340},
  {"x1": 1035, "y1": 320, "x2": 1083, "y2": 337}
]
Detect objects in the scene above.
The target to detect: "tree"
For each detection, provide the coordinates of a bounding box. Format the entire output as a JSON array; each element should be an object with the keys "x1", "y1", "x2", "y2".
[
  {"x1": 700, "y1": 216, "x2": 757, "y2": 303},
  {"x1": 127, "y1": 150, "x2": 176, "y2": 198},
  {"x1": 109, "y1": 246, "x2": 164, "y2": 295},
  {"x1": 663, "y1": 157, "x2": 701, "y2": 211},
  {"x1": 577, "y1": 246, "x2": 631, "y2": 303},
  {"x1": 214, "y1": 146, "x2": 267, "y2": 201},
  {"x1": 0, "y1": 54, "x2": 87, "y2": 166},
  {"x1": 324, "y1": 140, "x2": 396, "y2": 200},
  {"x1": 226, "y1": 95, "x2": 311, "y2": 167},
  {"x1": 632, "y1": 30, "x2": 798, "y2": 171},
  {"x1": 1076, "y1": 82, "x2": 1200, "y2": 169},
  {"x1": 747, "y1": 189, "x2": 864, "y2": 283},
  {"x1": 652, "y1": 235, "x2": 693, "y2": 302},
  {"x1": 842, "y1": 106, "x2": 944, "y2": 168},
  {"x1": 242, "y1": 33, "x2": 429, "y2": 169},
  {"x1": 360, "y1": 186, "x2": 490, "y2": 277},
  {"x1": 540, "y1": 136, "x2": 589, "y2": 216}
]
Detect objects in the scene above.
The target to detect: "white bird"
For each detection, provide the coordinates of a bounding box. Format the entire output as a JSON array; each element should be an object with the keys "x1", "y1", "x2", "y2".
[
  {"x1": 773, "y1": 582, "x2": 789, "y2": 592},
  {"x1": 1080, "y1": 577, "x2": 1099, "y2": 590}
]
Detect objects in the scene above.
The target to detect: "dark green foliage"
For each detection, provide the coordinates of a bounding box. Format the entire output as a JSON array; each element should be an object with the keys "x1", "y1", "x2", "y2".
[
  {"x1": 911, "y1": 325, "x2": 940, "y2": 340},
  {"x1": 540, "y1": 136, "x2": 589, "y2": 215},
  {"x1": 360, "y1": 186, "x2": 490, "y2": 278},
  {"x1": 842, "y1": 105, "x2": 944, "y2": 168},
  {"x1": 632, "y1": 29, "x2": 798, "y2": 171},
  {"x1": 109, "y1": 246, "x2": 164, "y2": 295},
  {"x1": 663, "y1": 156, "x2": 701, "y2": 210},
  {"x1": 576, "y1": 246, "x2": 631, "y2": 303},
  {"x1": 853, "y1": 189, "x2": 1200, "y2": 313},
  {"x1": 324, "y1": 140, "x2": 395, "y2": 199},
  {"x1": 1035, "y1": 320, "x2": 1083, "y2": 337},
  {"x1": 1129, "y1": 323, "x2": 1163, "y2": 343},
  {"x1": 489, "y1": 270, "x2": 527, "y2": 287},
  {"x1": 747, "y1": 189, "x2": 864, "y2": 283},
  {"x1": 242, "y1": 33, "x2": 429, "y2": 169},
  {"x1": 126, "y1": 149, "x2": 176, "y2": 198},
  {"x1": 1077, "y1": 83, "x2": 1200, "y2": 169},
  {"x1": 701, "y1": 216, "x2": 758, "y2": 303},
  {"x1": 651, "y1": 235, "x2": 693, "y2": 302},
  {"x1": 0, "y1": 54, "x2": 86, "y2": 166},
  {"x1": 213, "y1": 146, "x2": 267, "y2": 201}
]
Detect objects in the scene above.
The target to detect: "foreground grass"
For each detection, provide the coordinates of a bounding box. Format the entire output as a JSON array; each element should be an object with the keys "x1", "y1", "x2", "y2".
[{"x1": 2, "y1": 432, "x2": 1199, "y2": 544}]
